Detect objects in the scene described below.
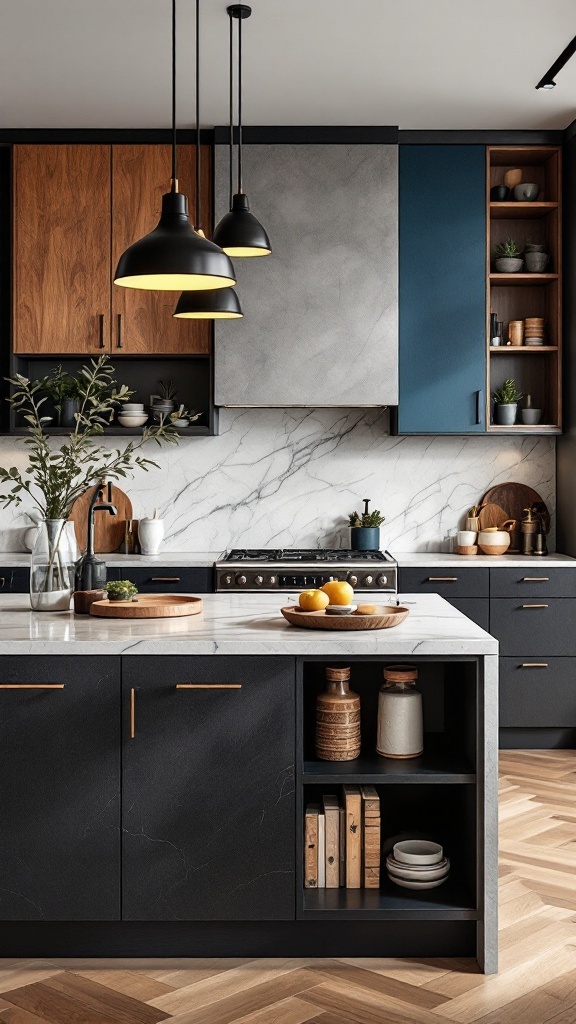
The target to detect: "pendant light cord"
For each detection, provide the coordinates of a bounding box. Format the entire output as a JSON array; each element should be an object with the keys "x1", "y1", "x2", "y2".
[
  {"x1": 228, "y1": 10, "x2": 234, "y2": 208},
  {"x1": 171, "y1": 0, "x2": 178, "y2": 189},
  {"x1": 237, "y1": 10, "x2": 243, "y2": 194},
  {"x1": 195, "y1": 0, "x2": 201, "y2": 229}
]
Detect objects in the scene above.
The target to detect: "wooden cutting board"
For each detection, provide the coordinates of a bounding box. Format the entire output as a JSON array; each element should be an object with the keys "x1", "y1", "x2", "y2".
[
  {"x1": 90, "y1": 595, "x2": 203, "y2": 619},
  {"x1": 477, "y1": 502, "x2": 509, "y2": 532},
  {"x1": 481, "y1": 483, "x2": 550, "y2": 553},
  {"x1": 69, "y1": 484, "x2": 133, "y2": 553}
]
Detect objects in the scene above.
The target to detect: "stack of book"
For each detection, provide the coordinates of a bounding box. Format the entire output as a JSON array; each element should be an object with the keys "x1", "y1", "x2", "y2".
[{"x1": 304, "y1": 785, "x2": 381, "y2": 888}]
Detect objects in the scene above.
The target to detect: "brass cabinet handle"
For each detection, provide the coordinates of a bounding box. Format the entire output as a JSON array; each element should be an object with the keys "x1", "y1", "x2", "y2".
[
  {"x1": 0, "y1": 684, "x2": 64, "y2": 689},
  {"x1": 175, "y1": 684, "x2": 242, "y2": 690},
  {"x1": 130, "y1": 687, "x2": 135, "y2": 739},
  {"x1": 428, "y1": 577, "x2": 458, "y2": 582},
  {"x1": 116, "y1": 313, "x2": 123, "y2": 349},
  {"x1": 520, "y1": 663, "x2": 549, "y2": 668},
  {"x1": 98, "y1": 313, "x2": 106, "y2": 349},
  {"x1": 521, "y1": 577, "x2": 550, "y2": 582},
  {"x1": 151, "y1": 577, "x2": 181, "y2": 582},
  {"x1": 521, "y1": 604, "x2": 549, "y2": 609}
]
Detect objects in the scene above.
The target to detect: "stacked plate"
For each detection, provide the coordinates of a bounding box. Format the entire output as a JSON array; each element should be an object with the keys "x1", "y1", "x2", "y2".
[
  {"x1": 386, "y1": 840, "x2": 450, "y2": 890},
  {"x1": 524, "y1": 318, "x2": 545, "y2": 346}
]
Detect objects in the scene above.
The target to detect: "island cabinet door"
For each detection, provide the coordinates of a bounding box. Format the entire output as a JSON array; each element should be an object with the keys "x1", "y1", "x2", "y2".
[
  {"x1": 0, "y1": 657, "x2": 121, "y2": 921},
  {"x1": 122, "y1": 656, "x2": 296, "y2": 921}
]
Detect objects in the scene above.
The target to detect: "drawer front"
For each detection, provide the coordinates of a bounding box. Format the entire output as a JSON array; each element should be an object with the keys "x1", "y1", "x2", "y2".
[
  {"x1": 0, "y1": 568, "x2": 30, "y2": 593},
  {"x1": 499, "y1": 657, "x2": 576, "y2": 727},
  {"x1": 448, "y1": 598, "x2": 489, "y2": 632},
  {"x1": 109, "y1": 566, "x2": 213, "y2": 594},
  {"x1": 399, "y1": 567, "x2": 489, "y2": 598},
  {"x1": 490, "y1": 599, "x2": 576, "y2": 656},
  {"x1": 491, "y1": 568, "x2": 576, "y2": 599}
]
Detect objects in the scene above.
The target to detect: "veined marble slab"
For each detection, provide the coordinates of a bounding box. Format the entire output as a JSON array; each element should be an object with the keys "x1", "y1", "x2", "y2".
[
  {"x1": 394, "y1": 552, "x2": 575, "y2": 568},
  {"x1": 0, "y1": 592, "x2": 497, "y2": 656},
  {"x1": 0, "y1": 551, "x2": 222, "y2": 568}
]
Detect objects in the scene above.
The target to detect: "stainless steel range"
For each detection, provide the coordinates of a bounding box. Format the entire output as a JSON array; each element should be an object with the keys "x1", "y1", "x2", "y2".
[{"x1": 215, "y1": 549, "x2": 397, "y2": 593}]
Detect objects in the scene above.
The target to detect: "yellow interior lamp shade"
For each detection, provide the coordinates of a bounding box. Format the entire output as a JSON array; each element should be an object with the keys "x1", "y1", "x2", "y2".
[
  {"x1": 173, "y1": 286, "x2": 243, "y2": 319},
  {"x1": 212, "y1": 192, "x2": 271, "y2": 257}
]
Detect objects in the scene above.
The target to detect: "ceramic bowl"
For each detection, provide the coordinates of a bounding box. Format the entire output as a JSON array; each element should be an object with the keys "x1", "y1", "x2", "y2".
[
  {"x1": 171, "y1": 418, "x2": 190, "y2": 427},
  {"x1": 387, "y1": 857, "x2": 450, "y2": 882},
  {"x1": 521, "y1": 408, "x2": 542, "y2": 425},
  {"x1": 478, "y1": 530, "x2": 511, "y2": 555},
  {"x1": 524, "y1": 252, "x2": 549, "y2": 273},
  {"x1": 514, "y1": 182, "x2": 540, "y2": 201},
  {"x1": 494, "y1": 257, "x2": 523, "y2": 273},
  {"x1": 393, "y1": 840, "x2": 443, "y2": 865},
  {"x1": 122, "y1": 403, "x2": 145, "y2": 412},
  {"x1": 388, "y1": 875, "x2": 448, "y2": 890},
  {"x1": 118, "y1": 414, "x2": 148, "y2": 427}
]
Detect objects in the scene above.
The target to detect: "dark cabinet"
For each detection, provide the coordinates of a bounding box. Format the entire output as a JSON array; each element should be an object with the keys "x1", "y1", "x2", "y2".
[
  {"x1": 448, "y1": 598, "x2": 490, "y2": 632},
  {"x1": 499, "y1": 658, "x2": 576, "y2": 728},
  {"x1": 0, "y1": 657, "x2": 121, "y2": 921},
  {"x1": 109, "y1": 566, "x2": 213, "y2": 594},
  {"x1": 0, "y1": 568, "x2": 29, "y2": 593},
  {"x1": 399, "y1": 568, "x2": 489, "y2": 598},
  {"x1": 398, "y1": 145, "x2": 486, "y2": 434},
  {"x1": 122, "y1": 656, "x2": 295, "y2": 921},
  {"x1": 490, "y1": 599, "x2": 576, "y2": 657}
]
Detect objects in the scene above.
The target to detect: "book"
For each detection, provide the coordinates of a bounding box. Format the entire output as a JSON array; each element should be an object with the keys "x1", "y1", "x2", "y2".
[
  {"x1": 323, "y1": 794, "x2": 340, "y2": 888},
  {"x1": 304, "y1": 804, "x2": 319, "y2": 888},
  {"x1": 318, "y1": 813, "x2": 326, "y2": 888},
  {"x1": 343, "y1": 784, "x2": 362, "y2": 888},
  {"x1": 339, "y1": 805, "x2": 346, "y2": 886},
  {"x1": 361, "y1": 785, "x2": 381, "y2": 889}
]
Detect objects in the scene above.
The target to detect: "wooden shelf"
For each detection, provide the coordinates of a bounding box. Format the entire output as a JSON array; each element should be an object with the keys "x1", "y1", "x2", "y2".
[
  {"x1": 489, "y1": 273, "x2": 558, "y2": 284},
  {"x1": 489, "y1": 346, "x2": 558, "y2": 353},
  {"x1": 489, "y1": 201, "x2": 559, "y2": 219},
  {"x1": 303, "y1": 742, "x2": 475, "y2": 785},
  {"x1": 301, "y1": 877, "x2": 478, "y2": 920},
  {"x1": 487, "y1": 424, "x2": 561, "y2": 434},
  {"x1": 8, "y1": 425, "x2": 211, "y2": 437}
]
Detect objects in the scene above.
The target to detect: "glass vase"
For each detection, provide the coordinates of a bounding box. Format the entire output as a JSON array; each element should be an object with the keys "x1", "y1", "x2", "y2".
[{"x1": 30, "y1": 519, "x2": 76, "y2": 611}]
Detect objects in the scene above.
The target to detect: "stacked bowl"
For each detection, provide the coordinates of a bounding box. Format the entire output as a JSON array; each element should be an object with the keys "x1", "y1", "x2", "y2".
[
  {"x1": 118, "y1": 403, "x2": 148, "y2": 428},
  {"x1": 524, "y1": 318, "x2": 545, "y2": 347},
  {"x1": 386, "y1": 840, "x2": 450, "y2": 890}
]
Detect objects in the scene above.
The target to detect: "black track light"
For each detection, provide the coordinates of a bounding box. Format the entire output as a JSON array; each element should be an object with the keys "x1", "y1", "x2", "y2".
[{"x1": 536, "y1": 33, "x2": 576, "y2": 89}]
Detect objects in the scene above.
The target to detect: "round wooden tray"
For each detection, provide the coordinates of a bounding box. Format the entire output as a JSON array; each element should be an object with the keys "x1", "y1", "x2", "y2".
[
  {"x1": 280, "y1": 605, "x2": 409, "y2": 631},
  {"x1": 90, "y1": 595, "x2": 203, "y2": 619}
]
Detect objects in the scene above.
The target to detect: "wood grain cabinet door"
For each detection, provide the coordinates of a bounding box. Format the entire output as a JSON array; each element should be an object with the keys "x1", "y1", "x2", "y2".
[
  {"x1": 122, "y1": 656, "x2": 295, "y2": 921},
  {"x1": 0, "y1": 657, "x2": 121, "y2": 921},
  {"x1": 111, "y1": 145, "x2": 211, "y2": 355},
  {"x1": 13, "y1": 144, "x2": 112, "y2": 354}
]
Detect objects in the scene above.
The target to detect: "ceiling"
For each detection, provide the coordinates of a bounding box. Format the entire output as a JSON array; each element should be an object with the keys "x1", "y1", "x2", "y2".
[{"x1": 0, "y1": 0, "x2": 575, "y2": 131}]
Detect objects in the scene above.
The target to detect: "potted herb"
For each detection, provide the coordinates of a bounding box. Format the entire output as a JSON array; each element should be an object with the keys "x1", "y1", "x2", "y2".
[
  {"x1": 151, "y1": 379, "x2": 178, "y2": 422},
  {"x1": 493, "y1": 378, "x2": 523, "y2": 426},
  {"x1": 38, "y1": 365, "x2": 83, "y2": 427},
  {"x1": 0, "y1": 356, "x2": 179, "y2": 611},
  {"x1": 106, "y1": 580, "x2": 138, "y2": 602},
  {"x1": 494, "y1": 238, "x2": 523, "y2": 273},
  {"x1": 348, "y1": 499, "x2": 386, "y2": 551}
]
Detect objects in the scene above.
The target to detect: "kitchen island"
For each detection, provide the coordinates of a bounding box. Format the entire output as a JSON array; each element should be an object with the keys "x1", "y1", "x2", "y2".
[{"x1": 0, "y1": 593, "x2": 498, "y2": 972}]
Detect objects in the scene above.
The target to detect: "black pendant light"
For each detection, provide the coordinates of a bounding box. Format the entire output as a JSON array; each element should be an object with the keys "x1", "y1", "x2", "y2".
[
  {"x1": 114, "y1": 0, "x2": 235, "y2": 291},
  {"x1": 174, "y1": 0, "x2": 243, "y2": 319},
  {"x1": 212, "y1": 4, "x2": 271, "y2": 258}
]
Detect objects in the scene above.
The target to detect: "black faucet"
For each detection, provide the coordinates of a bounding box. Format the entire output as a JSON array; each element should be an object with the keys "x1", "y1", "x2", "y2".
[{"x1": 75, "y1": 482, "x2": 118, "y2": 592}]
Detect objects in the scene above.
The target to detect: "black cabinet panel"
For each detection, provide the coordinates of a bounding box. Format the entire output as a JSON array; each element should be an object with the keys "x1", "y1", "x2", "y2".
[
  {"x1": 399, "y1": 568, "x2": 489, "y2": 598},
  {"x1": 490, "y1": 599, "x2": 576, "y2": 656},
  {"x1": 109, "y1": 567, "x2": 213, "y2": 593},
  {"x1": 0, "y1": 657, "x2": 121, "y2": 921},
  {"x1": 500, "y1": 658, "x2": 576, "y2": 727},
  {"x1": 122, "y1": 656, "x2": 295, "y2": 922},
  {"x1": 490, "y1": 568, "x2": 576, "y2": 599},
  {"x1": 0, "y1": 568, "x2": 29, "y2": 593},
  {"x1": 448, "y1": 598, "x2": 490, "y2": 632}
]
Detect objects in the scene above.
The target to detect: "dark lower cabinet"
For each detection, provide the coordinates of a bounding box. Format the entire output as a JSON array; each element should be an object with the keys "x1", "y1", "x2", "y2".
[
  {"x1": 446, "y1": 598, "x2": 489, "y2": 632},
  {"x1": 499, "y1": 658, "x2": 576, "y2": 728},
  {"x1": 108, "y1": 567, "x2": 213, "y2": 594},
  {"x1": 0, "y1": 656, "x2": 121, "y2": 921},
  {"x1": 122, "y1": 656, "x2": 295, "y2": 921},
  {"x1": 490, "y1": 599, "x2": 576, "y2": 657}
]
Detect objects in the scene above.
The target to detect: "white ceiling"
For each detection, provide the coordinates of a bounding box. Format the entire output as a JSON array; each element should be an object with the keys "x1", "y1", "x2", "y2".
[{"x1": 0, "y1": 0, "x2": 575, "y2": 130}]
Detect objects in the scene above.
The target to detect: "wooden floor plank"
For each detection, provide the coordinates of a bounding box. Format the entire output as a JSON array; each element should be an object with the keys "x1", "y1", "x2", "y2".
[
  {"x1": 70, "y1": 969, "x2": 175, "y2": 1002},
  {"x1": 1, "y1": 982, "x2": 132, "y2": 1024},
  {"x1": 168, "y1": 969, "x2": 319, "y2": 1024},
  {"x1": 40, "y1": 972, "x2": 171, "y2": 1024}
]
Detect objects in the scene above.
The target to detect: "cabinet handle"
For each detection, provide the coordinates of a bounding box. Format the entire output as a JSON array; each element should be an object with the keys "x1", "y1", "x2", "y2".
[
  {"x1": 0, "y1": 684, "x2": 64, "y2": 689},
  {"x1": 130, "y1": 687, "x2": 136, "y2": 739},
  {"x1": 151, "y1": 577, "x2": 181, "y2": 582},
  {"x1": 521, "y1": 604, "x2": 549, "y2": 609},
  {"x1": 521, "y1": 577, "x2": 550, "y2": 582},
  {"x1": 520, "y1": 663, "x2": 549, "y2": 668},
  {"x1": 0, "y1": 578, "x2": 5, "y2": 588},
  {"x1": 116, "y1": 313, "x2": 123, "y2": 349},
  {"x1": 475, "y1": 389, "x2": 483, "y2": 425},
  {"x1": 98, "y1": 313, "x2": 106, "y2": 349},
  {"x1": 428, "y1": 577, "x2": 458, "y2": 582},
  {"x1": 175, "y1": 684, "x2": 242, "y2": 690}
]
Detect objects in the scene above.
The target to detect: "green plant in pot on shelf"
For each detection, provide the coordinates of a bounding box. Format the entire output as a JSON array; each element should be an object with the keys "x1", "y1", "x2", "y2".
[
  {"x1": 106, "y1": 580, "x2": 138, "y2": 602},
  {"x1": 493, "y1": 379, "x2": 523, "y2": 426},
  {"x1": 0, "y1": 355, "x2": 179, "y2": 612},
  {"x1": 151, "y1": 379, "x2": 178, "y2": 422},
  {"x1": 348, "y1": 499, "x2": 386, "y2": 551},
  {"x1": 494, "y1": 238, "x2": 523, "y2": 274},
  {"x1": 38, "y1": 365, "x2": 83, "y2": 427}
]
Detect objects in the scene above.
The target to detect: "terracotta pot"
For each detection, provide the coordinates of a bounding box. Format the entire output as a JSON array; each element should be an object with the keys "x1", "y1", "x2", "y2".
[{"x1": 315, "y1": 666, "x2": 361, "y2": 761}]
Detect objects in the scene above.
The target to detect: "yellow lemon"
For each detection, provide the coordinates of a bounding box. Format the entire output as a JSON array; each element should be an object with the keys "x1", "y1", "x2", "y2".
[
  {"x1": 299, "y1": 589, "x2": 330, "y2": 612},
  {"x1": 321, "y1": 580, "x2": 355, "y2": 605}
]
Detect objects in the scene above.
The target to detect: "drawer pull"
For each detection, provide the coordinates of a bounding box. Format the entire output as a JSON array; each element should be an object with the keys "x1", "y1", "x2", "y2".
[
  {"x1": 151, "y1": 577, "x2": 181, "y2": 582},
  {"x1": 520, "y1": 663, "x2": 549, "y2": 668},
  {"x1": 130, "y1": 687, "x2": 136, "y2": 739},
  {"x1": 521, "y1": 577, "x2": 550, "y2": 582},
  {"x1": 428, "y1": 577, "x2": 458, "y2": 582},
  {"x1": 176, "y1": 684, "x2": 242, "y2": 690},
  {"x1": 0, "y1": 684, "x2": 64, "y2": 689},
  {"x1": 521, "y1": 604, "x2": 549, "y2": 609},
  {"x1": 0, "y1": 577, "x2": 5, "y2": 587}
]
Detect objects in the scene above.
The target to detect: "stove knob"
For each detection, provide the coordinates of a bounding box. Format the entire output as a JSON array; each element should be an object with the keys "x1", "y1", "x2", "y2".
[
  {"x1": 224, "y1": 574, "x2": 234, "y2": 585},
  {"x1": 269, "y1": 575, "x2": 277, "y2": 586},
  {"x1": 236, "y1": 574, "x2": 247, "y2": 586},
  {"x1": 364, "y1": 575, "x2": 374, "y2": 586},
  {"x1": 255, "y1": 575, "x2": 264, "y2": 586},
  {"x1": 376, "y1": 574, "x2": 388, "y2": 588},
  {"x1": 348, "y1": 574, "x2": 358, "y2": 586}
]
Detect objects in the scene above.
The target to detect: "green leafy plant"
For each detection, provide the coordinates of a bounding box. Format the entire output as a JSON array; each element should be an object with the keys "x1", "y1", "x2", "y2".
[
  {"x1": 348, "y1": 509, "x2": 386, "y2": 528},
  {"x1": 0, "y1": 355, "x2": 179, "y2": 520},
  {"x1": 493, "y1": 379, "x2": 523, "y2": 405},
  {"x1": 495, "y1": 238, "x2": 521, "y2": 258},
  {"x1": 38, "y1": 365, "x2": 83, "y2": 419},
  {"x1": 156, "y1": 379, "x2": 177, "y2": 402},
  {"x1": 106, "y1": 580, "x2": 138, "y2": 600}
]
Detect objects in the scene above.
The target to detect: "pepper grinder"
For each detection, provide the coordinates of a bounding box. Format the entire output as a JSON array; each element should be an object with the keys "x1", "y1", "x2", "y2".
[{"x1": 520, "y1": 507, "x2": 538, "y2": 556}]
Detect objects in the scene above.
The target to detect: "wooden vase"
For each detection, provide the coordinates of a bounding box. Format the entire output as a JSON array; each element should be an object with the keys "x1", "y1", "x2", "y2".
[{"x1": 315, "y1": 666, "x2": 361, "y2": 761}]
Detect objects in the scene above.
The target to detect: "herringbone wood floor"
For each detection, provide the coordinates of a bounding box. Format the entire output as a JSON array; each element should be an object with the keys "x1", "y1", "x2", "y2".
[{"x1": 1, "y1": 751, "x2": 576, "y2": 1024}]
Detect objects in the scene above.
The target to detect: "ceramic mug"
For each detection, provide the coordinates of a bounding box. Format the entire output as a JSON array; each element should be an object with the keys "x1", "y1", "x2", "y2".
[{"x1": 458, "y1": 530, "x2": 477, "y2": 546}]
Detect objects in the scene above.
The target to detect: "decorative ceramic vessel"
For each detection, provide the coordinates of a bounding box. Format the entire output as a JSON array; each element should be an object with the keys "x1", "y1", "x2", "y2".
[
  {"x1": 138, "y1": 517, "x2": 165, "y2": 555},
  {"x1": 393, "y1": 840, "x2": 443, "y2": 865},
  {"x1": 495, "y1": 402, "x2": 517, "y2": 426},
  {"x1": 315, "y1": 666, "x2": 361, "y2": 761},
  {"x1": 118, "y1": 414, "x2": 148, "y2": 427},
  {"x1": 377, "y1": 665, "x2": 423, "y2": 760},
  {"x1": 350, "y1": 526, "x2": 380, "y2": 551},
  {"x1": 521, "y1": 408, "x2": 542, "y2": 425},
  {"x1": 490, "y1": 184, "x2": 510, "y2": 201},
  {"x1": 478, "y1": 529, "x2": 511, "y2": 555},
  {"x1": 513, "y1": 182, "x2": 539, "y2": 201},
  {"x1": 524, "y1": 252, "x2": 549, "y2": 273},
  {"x1": 494, "y1": 257, "x2": 523, "y2": 273},
  {"x1": 30, "y1": 518, "x2": 76, "y2": 611},
  {"x1": 60, "y1": 398, "x2": 80, "y2": 427}
]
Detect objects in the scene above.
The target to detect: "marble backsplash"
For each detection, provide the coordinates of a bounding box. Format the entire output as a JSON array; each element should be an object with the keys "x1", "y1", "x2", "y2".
[{"x1": 0, "y1": 408, "x2": 555, "y2": 552}]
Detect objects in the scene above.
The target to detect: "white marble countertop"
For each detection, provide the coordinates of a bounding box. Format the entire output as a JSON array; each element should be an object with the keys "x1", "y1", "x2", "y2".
[
  {"x1": 0, "y1": 592, "x2": 497, "y2": 656},
  {"x1": 393, "y1": 552, "x2": 576, "y2": 568},
  {"x1": 0, "y1": 551, "x2": 222, "y2": 568}
]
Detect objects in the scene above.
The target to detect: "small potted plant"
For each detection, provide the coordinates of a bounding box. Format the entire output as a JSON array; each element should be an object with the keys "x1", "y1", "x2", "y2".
[
  {"x1": 493, "y1": 379, "x2": 523, "y2": 426},
  {"x1": 494, "y1": 238, "x2": 523, "y2": 273},
  {"x1": 39, "y1": 365, "x2": 83, "y2": 427},
  {"x1": 105, "y1": 580, "x2": 139, "y2": 602},
  {"x1": 348, "y1": 499, "x2": 385, "y2": 551},
  {"x1": 150, "y1": 380, "x2": 177, "y2": 422}
]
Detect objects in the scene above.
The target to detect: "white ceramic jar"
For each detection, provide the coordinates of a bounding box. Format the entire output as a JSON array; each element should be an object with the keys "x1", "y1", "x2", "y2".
[
  {"x1": 138, "y1": 517, "x2": 165, "y2": 555},
  {"x1": 477, "y1": 529, "x2": 511, "y2": 555},
  {"x1": 377, "y1": 665, "x2": 423, "y2": 759}
]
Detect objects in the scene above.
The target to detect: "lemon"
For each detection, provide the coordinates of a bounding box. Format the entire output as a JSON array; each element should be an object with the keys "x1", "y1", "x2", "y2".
[
  {"x1": 321, "y1": 580, "x2": 355, "y2": 605},
  {"x1": 299, "y1": 589, "x2": 330, "y2": 612}
]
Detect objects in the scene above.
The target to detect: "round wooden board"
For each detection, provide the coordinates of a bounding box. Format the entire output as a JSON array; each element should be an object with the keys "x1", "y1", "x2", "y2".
[
  {"x1": 69, "y1": 484, "x2": 133, "y2": 553},
  {"x1": 481, "y1": 483, "x2": 550, "y2": 553},
  {"x1": 90, "y1": 595, "x2": 203, "y2": 619},
  {"x1": 280, "y1": 605, "x2": 409, "y2": 631}
]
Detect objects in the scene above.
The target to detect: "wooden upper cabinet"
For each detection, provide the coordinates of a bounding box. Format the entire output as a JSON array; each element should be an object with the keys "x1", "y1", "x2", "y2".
[
  {"x1": 111, "y1": 144, "x2": 212, "y2": 356},
  {"x1": 13, "y1": 145, "x2": 112, "y2": 355}
]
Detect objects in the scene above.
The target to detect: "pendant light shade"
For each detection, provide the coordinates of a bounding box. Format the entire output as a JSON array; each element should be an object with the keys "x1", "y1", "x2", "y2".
[
  {"x1": 114, "y1": 0, "x2": 236, "y2": 292},
  {"x1": 212, "y1": 4, "x2": 271, "y2": 258},
  {"x1": 174, "y1": 287, "x2": 243, "y2": 318}
]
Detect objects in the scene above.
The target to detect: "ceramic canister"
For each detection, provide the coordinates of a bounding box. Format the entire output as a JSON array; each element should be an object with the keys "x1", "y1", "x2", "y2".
[
  {"x1": 315, "y1": 666, "x2": 361, "y2": 761},
  {"x1": 377, "y1": 665, "x2": 423, "y2": 759},
  {"x1": 138, "y1": 517, "x2": 165, "y2": 555}
]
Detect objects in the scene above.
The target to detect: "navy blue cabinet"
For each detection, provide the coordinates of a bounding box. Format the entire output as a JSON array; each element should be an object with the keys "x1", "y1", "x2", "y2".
[{"x1": 398, "y1": 146, "x2": 486, "y2": 434}]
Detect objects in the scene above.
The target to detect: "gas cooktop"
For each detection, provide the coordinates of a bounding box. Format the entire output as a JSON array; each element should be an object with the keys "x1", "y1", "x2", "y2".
[
  {"x1": 224, "y1": 548, "x2": 390, "y2": 563},
  {"x1": 215, "y1": 549, "x2": 397, "y2": 592}
]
